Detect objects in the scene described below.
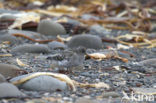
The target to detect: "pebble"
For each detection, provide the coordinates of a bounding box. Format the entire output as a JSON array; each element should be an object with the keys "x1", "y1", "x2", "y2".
[
  {"x1": 139, "y1": 58, "x2": 156, "y2": 67},
  {"x1": 0, "y1": 9, "x2": 19, "y2": 14},
  {"x1": 0, "y1": 63, "x2": 21, "y2": 78},
  {"x1": 7, "y1": 29, "x2": 43, "y2": 39},
  {"x1": 132, "y1": 88, "x2": 156, "y2": 95},
  {"x1": 37, "y1": 19, "x2": 66, "y2": 36},
  {"x1": 48, "y1": 41, "x2": 67, "y2": 50},
  {"x1": 0, "y1": 34, "x2": 19, "y2": 44},
  {"x1": 11, "y1": 44, "x2": 50, "y2": 54},
  {"x1": 0, "y1": 83, "x2": 24, "y2": 98},
  {"x1": 67, "y1": 34, "x2": 102, "y2": 49},
  {"x1": 118, "y1": 51, "x2": 131, "y2": 58},
  {"x1": 66, "y1": 18, "x2": 81, "y2": 25},
  {"x1": 0, "y1": 14, "x2": 17, "y2": 21},
  {"x1": 0, "y1": 73, "x2": 6, "y2": 83},
  {"x1": 102, "y1": 92, "x2": 120, "y2": 98},
  {"x1": 81, "y1": 14, "x2": 99, "y2": 20},
  {"x1": 75, "y1": 97, "x2": 98, "y2": 103},
  {"x1": 89, "y1": 24, "x2": 111, "y2": 37},
  {"x1": 10, "y1": 73, "x2": 68, "y2": 92}
]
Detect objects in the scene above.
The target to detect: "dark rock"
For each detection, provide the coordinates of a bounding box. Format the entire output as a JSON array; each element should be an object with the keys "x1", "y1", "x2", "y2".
[
  {"x1": 48, "y1": 41, "x2": 67, "y2": 50},
  {"x1": 0, "y1": 73, "x2": 6, "y2": 83},
  {"x1": 0, "y1": 63, "x2": 21, "y2": 78},
  {"x1": 0, "y1": 83, "x2": 24, "y2": 98},
  {"x1": 67, "y1": 34, "x2": 102, "y2": 49},
  {"x1": 10, "y1": 73, "x2": 68, "y2": 92},
  {"x1": 37, "y1": 19, "x2": 66, "y2": 36},
  {"x1": 11, "y1": 44, "x2": 50, "y2": 54}
]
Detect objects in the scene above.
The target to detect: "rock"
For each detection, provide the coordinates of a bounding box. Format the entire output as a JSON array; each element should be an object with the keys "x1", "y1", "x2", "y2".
[
  {"x1": 67, "y1": 34, "x2": 102, "y2": 49},
  {"x1": 66, "y1": 18, "x2": 81, "y2": 25},
  {"x1": 0, "y1": 29, "x2": 43, "y2": 41},
  {"x1": 0, "y1": 34, "x2": 19, "y2": 44},
  {"x1": 118, "y1": 51, "x2": 131, "y2": 58},
  {"x1": 89, "y1": 24, "x2": 111, "y2": 37},
  {"x1": 0, "y1": 14, "x2": 17, "y2": 21},
  {"x1": 0, "y1": 83, "x2": 24, "y2": 98},
  {"x1": 48, "y1": 41, "x2": 67, "y2": 50},
  {"x1": 0, "y1": 73, "x2": 6, "y2": 83},
  {"x1": 81, "y1": 14, "x2": 99, "y2": 20},
  {"x1": 11, "y1": 44, "x2": 50, "y2": 54},
  {"x1": 0, "y1": 63, "x2": 21, "y2": 78},
  {"x1": 132, "y1": 88, "x2": 156, "y2": 95},
  {"x1": 0, "y1": 9, "x2": 19, "y2": 14},
  {"x1": 7, "y1": 29, "x2": 43, "y2": 39},
  {"x1": 102, "y1": 92, "x2": 120, "y2": 98},
  {"x1": 75, "y1": 97, "x2": 98, "y2": 103},
  {"x1": 37, "y1": 19, "x2": 66, "y2": 36},
  {"x1": 10, "y1": 73, "x2": 68, "y2": 92},
  {"x1": 139, "y1": 58, "x2": 156, "y2": 67}
]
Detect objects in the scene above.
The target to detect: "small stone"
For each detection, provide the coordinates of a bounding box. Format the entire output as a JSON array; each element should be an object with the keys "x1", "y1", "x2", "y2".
[
  {"x1": 139, "y1": 58, "x2": 156, "y2": 67},
  {"x1": 8, "y1": 29, "x2": 43, "y2": 39},
  {"x1": 48, "y1": 41, "x2": 67, "y2": 50},
  {"x1": 75, "y1": 97, "x2": 98, "y2": 103},
  {"x1": 0, "y1": 63, "x2": 21, "y2": 78},
  {"x1": 132, "y1": 88, "x2": 156, "y2": 95},
  {"x1": 11, "y1": 44, "x2": 50, "y2": 54},
  {"x1": 0, "y1": 83, "x2": 24, "y2": 98},
  {"x1": 0, "y1": 34, "x2": 19, "y2": 44},
  {"x1": 0, "y1": 73, "x2": 6, "y2": 83},
  {"x1": 89, "y1": 24, "x2": 111, "y2": 37},
  {"x1": 67, "y1": 34, "x2": 102, "y2": 49},
  {"x1": 81, "y1": 14, "x2": 99, "y2": 20},
  {"x1": 102, "y1": 92, "x2": 120, "y2": 98},
  {"x1": 118, "y1": 51, "x2": 131, "y2": 58},
  {"x1": 0, "y1": 9, "x2": 19, "y2": 14},
  {"x1": 37, "y1": 19, "x2": 66, "y2": 36},
  {"x1": 10, "y1": 74, "x2": 68, "y2": 92},
  {"x1": 0, "y1": 14, "x2": 17, "y2": 21}
]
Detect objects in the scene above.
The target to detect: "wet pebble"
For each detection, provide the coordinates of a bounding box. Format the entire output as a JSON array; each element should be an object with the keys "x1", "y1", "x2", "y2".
[
  {"x1": 0, "y1": 83, "x2": 24, "y2": 98},
  {"x1": 10, "y1": 73, "x2": 68, "y2": 92},
  {"x1": 11, "y1": 44, "x2": 50, "y2": 54},
  {"x1": 48, "y1": 41, "x2": 67, "y2": 50},
  {"x1": 0, "y1": 73, "x2": 6, "y2": 83},
  {"x1": 0, "y1": 63, "x2": 21, "y2": 78},
  {"x1": 37, "y1": 19, "x2": 66, "y2": 36},
  {"x1": 67, "y1": 34, "x2": 102, "y2": 49}
]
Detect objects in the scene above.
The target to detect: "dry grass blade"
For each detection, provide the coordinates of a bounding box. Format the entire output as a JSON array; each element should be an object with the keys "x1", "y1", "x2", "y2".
[
  {"x1": 16, "y1": 58, "x2": 28, "y2": 67},
  {"x1": 85, "y1": 53, "x2": 107, "y2": 60},
  {"x1": 0, "y1": 54, "x2": 12, "y2": 57},
  {"x1": 11, "y1": 72, "x2": 76, "y2": 91},
  {"x1": 116, "y1": 34, "x2": 156, "y2": 48},
  {"x1": 74, "y1": 81, "x2": 110, "y2": 89},
  {"x1": 57, "y1": 35, "x2": 72, "y2": 42},
  {"x1": 8, "y1": 14, "x2": 40, "y2": 29}
]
